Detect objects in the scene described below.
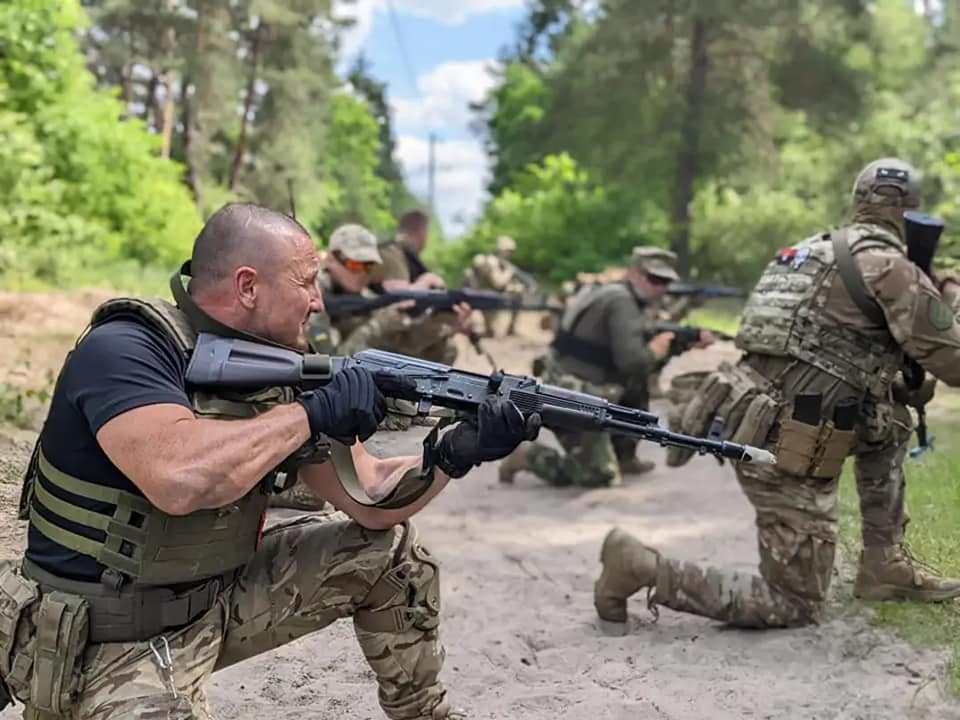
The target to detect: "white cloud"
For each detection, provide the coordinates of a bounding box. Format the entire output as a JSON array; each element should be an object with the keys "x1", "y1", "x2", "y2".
[
  {"x1": 396, "y1": 135, "x2": 489, "y2": 233},
  {"x1": 391, "y1": 60, "x2": 499, "y2": 133},
  {"x1": 391, "y1": 0, "x2": 524, "y2": 25},
  {"x1": 333, "y1": 0, "x2": 523, "y2": 61}
]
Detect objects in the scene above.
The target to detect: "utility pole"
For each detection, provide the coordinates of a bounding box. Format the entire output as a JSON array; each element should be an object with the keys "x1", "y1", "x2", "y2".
[{"x1": 428, "y1": 132, "x2": 436, "y2": 210}]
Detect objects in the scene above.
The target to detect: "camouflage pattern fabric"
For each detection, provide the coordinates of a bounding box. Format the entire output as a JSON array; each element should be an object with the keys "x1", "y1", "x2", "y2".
[
  {"x1": 653, "y1": 456, "x2": 838, "y2": 627},
  {"x1": 18, "y1": 514, "x2": 450, "y2": 719},
  {"x1": 853, "y1": 399, "x2": 913, "y2": 547},
  {"x1": 523, "y1": 357, "x2": 624, "y2": 488}
]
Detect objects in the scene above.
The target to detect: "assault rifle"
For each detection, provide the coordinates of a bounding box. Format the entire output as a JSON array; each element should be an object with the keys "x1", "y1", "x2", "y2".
[
  {"x1": 186, "y1": 332, "x2": 776, "y2": 466},
  {"x1": 665, "y1": 284, "x2": 746, "y2": 299},
  {"x1": 654, "y1": 323, "x2": 735, "y2": 355},
  {"x1": 323, "y1": 288, "x2": 564, "y2": 322},
  {"x1": 904, "y1": 210, "x2": 945, "y2": 460}
]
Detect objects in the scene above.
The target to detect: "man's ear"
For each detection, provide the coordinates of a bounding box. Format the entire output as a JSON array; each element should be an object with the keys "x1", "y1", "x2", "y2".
[{"x1": 234, "y1": 266, "x2": 259, "y2": 309}]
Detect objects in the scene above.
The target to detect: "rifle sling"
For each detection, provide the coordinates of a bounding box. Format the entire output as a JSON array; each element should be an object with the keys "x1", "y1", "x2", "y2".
[{"x1": 830, "y1": 230, "x2": 887, "y2": 326}]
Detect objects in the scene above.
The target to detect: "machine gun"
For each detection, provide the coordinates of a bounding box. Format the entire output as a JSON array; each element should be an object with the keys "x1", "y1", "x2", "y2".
[
  {"x1": 903, "y1": 210, "x2": 946, "y2": 460},
  {"x1": 186, "y1": 332, "x2": 776, "y2": 466},
  {"x1": 323, "y1": 288, "x2": 564, "y2": 322}
]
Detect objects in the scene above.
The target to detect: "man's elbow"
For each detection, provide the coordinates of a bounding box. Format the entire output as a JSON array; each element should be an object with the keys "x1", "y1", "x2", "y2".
[{"x1": 134, "y1": 465, "x2": 212, "y2": 516}]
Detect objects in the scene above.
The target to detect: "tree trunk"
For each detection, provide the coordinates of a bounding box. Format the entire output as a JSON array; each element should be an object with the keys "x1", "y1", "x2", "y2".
[
  {"x1": 181, "y1": 0, "x2": 204, "y2": 203},
  {"x1": 159, "y1": 71, "x2": 177, "y2": 158},
  {"x1": 145, "y1": 73, "x2": 161, "y2": 127},
  {"x1": 668, "y1": 17, "x2": 708, "y2": 280},
  {"x1": 229, "y1": 21, "x2": 264, "y2": 190},
  {"x1": 181, "y1": 74, "x2": 198, "y2": 200},
  {"x1": 159, "y1": 0, "x2": 177, "y2": 159}
]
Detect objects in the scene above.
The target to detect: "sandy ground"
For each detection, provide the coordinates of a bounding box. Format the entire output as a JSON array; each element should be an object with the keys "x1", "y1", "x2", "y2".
[{"x1": 0, "y1": 295, "x2": 957, "y2": 719}]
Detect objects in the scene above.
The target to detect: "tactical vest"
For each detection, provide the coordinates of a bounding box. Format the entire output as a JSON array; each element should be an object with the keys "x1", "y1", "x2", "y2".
[
  {"x1": 735, "y1": 224, "x2": 904, "y2": 397},
  {"x1": 22, "y1": 295, "x2": 327, "y2": 591},
  {"x1": 551, "y1": 283, "x2": 647, "y2": 372}
]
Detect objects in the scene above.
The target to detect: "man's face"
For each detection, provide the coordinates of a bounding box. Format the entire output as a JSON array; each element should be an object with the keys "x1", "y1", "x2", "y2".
[
  {"x1": 252, "y1": 233, "x2": 323, "y2": 351},
  {"x1": 629, "y1": 269, "x2": 671, "y2": 300}
]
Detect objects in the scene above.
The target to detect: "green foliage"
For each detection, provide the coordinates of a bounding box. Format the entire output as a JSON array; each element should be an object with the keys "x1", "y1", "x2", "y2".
[
  {"x1": 313, "y1": 92, "x2": 394, "y2": 240},
  {"x1": 442, "y1": 154, "x2": 662, "y2": 286},
  {"x1": 0, "y1": 0, "x2": 200, "y2": 286},
  {"x1": 467, "y1": 0, "x2": 960, "y2": 288}
]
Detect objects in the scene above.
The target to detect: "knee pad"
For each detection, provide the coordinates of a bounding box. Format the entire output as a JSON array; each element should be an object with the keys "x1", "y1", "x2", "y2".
[{"x1": 355, "y1": 523, "x2": 441, "y2": 634}]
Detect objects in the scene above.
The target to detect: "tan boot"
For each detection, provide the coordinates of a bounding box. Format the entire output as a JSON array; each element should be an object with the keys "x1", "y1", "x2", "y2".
[
  {"x1": 498, "y1": 442, "x2": 530, "y2": 484},
  {"x1": 854, "y1": 545, "x2": 960, "y2": 602},
  {"x1": 594, "y1": 527, "x2": 660, "y2": 622},
  {"x1": 618, "y1": 457, "x2": 656, "y2": 475}
]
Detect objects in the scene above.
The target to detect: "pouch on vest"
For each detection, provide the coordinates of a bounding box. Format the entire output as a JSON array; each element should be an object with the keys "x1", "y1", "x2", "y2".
[
  {"x1": 774, "y1": 396, "x2": 858, "y2": 478},
  {"x1": 0, "y1": 562, "x2": 39, "y2": 707},
  {"x1": 667, "y1": 362, "x2": 775, "y2": 467},
  {"x1": 27, "y1": 592, "x2": 89, "y2": 715}
]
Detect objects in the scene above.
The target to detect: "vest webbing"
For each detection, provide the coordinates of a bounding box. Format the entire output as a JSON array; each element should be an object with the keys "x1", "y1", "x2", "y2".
[{"x1": 551, "y1": 283, "x2": 647, "y2": 373}]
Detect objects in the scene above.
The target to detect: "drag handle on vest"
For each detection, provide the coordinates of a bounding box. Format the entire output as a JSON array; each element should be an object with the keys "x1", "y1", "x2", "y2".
[
  {"x1": 904, "y1": 210, "x2": 944, "y2": 277},
  {"x1": 186, "y1": 333, "x2": 776, "y2": 466}
]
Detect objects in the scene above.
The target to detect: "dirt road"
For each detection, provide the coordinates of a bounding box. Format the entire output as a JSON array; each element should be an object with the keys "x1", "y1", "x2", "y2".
[{"x1": 0, "y1": 295, "x2": 957, "y2": 719}]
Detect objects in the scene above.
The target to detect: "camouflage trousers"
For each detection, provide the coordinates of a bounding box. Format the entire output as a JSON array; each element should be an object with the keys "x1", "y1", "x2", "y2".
[
  {"x1": 854, "y1": 400, "x2": 912, "y2": 547},
  {"x1": 652, "y1": 401, "x2": 913, "y2": 628},
  {"x1": 526, "y1": 430, "x2": 621, "y2": 488},
  {"x1": 525, "y1": 360, "x2": 625, "y2": 488},
  {"x1": 21, "y1": 515, "x2": 448, "y2": 719}
]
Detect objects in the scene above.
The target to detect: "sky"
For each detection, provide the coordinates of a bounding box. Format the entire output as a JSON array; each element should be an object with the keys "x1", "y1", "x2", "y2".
[{"x1": 333, "y1": 0, "x2": 527, "y2": 236}]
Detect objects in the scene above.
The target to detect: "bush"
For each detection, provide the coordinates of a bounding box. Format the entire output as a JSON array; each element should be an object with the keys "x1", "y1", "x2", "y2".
[{"x1": 0, "y1": 0, "x2": 200, "y2": 285}]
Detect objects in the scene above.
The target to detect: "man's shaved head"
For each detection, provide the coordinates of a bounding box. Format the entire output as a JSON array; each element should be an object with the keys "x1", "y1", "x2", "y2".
[
  {"x1": 190, "y1": 203, "x2": 311, "y2": 291},
  {"x1": 187, "y1": 203, "x2": 323, "y2": 350}
]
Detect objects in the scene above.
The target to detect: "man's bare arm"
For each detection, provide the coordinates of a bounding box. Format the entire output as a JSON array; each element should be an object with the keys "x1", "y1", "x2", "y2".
[
  {"x1": 300, "y1": 443, "x2": 450, "y2": 530},
  {"x1": 97, "y1": 403, "x2": 310, "y2": 516}
]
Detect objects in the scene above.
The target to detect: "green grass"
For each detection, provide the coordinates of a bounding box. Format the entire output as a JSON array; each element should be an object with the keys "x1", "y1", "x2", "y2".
[
  {"x1": 1, "y1": 259, "x2": 171, "y2": 296},
  {"x1": 686, "y1": 301, "x2": 744, "y2": 337},
  {"x1": 837, "y1": 407, "x2": 960, "y2": 696}
]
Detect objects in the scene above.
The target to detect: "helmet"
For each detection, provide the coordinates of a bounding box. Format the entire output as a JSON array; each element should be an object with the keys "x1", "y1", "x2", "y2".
[{"x1": 851, "y1": 158, "x2": 921, "y2": 211}]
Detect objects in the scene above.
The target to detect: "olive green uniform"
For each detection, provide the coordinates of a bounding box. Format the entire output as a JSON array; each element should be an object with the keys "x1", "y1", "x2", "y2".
[{"x1": 524, "y1": 281, "x2": 663, "y2": 487}]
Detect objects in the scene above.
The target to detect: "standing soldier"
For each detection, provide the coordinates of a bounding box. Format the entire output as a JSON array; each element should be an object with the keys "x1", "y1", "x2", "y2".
[
  {"x1": 500, "y1": 247, "x2": 714, "y2": 488},
  {"x1": 462, "y1": 235, "x2": 534, "y2": 337},
  {"x1": 595, "y1": 158, "x2": 960, "y2": 629}
]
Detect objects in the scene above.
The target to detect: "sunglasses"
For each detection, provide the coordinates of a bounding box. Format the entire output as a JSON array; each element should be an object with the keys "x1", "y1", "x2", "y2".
[
  {"x1": 342, "y1": 257, "x2": 377, "y2": 273},
  {"x1": 647, "y1": 274, "x2": 673, "y2": 287}
]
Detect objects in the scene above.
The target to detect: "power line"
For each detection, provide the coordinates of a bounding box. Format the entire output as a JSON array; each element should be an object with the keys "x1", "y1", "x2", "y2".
[{"x1": 385, "y1": 0, "x2": 421, "y2": 100}]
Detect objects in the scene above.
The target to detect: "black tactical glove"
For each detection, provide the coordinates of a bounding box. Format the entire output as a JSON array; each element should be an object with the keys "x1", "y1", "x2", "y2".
[
  {"x1": 429, "y1": 397, "x2": 541, "y2": 479},
  {"x1": 297, "y1": 367, "x2": 387, "y2": 443}
]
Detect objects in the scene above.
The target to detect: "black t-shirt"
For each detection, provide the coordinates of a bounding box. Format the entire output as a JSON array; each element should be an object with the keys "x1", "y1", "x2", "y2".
[{"x1": 26, "y1": 318, "x2": 192, "y2": 581}]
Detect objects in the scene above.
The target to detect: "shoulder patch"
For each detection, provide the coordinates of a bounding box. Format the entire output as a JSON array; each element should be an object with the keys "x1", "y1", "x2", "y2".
[{"x1": 928, "y1": 299, "x2": 954, "y2": 331}]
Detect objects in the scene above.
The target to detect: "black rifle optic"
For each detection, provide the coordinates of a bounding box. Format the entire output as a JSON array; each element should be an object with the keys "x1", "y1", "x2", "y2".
[
  {"x1": 186, "y1": 333, "x2": 776, "y2": 466},
  {"x1": 323, "y1": 288, "x2": 565, "y2": 322}
]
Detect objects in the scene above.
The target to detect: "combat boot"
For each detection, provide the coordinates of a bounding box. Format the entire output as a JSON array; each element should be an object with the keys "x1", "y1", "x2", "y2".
[
  {"x1": 854, "y1": 545, "x2": 960, "y2": 602},
  {"x1": 617, "y1": 457, "x2": 656, "y2": 475},
  {"x1": 594, "y1": 527, "x2": 660, "y2": 622},
  {"x1": 498, "y1": 443, "x2": 530, "y2": 484}
]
